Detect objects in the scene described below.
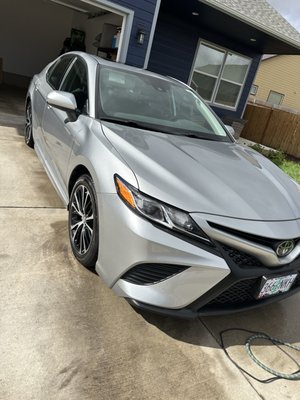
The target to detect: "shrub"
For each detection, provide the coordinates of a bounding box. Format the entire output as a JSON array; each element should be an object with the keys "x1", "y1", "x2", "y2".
[{"x1": 250, "y1": 144, "x2": 285, "y2": 166}]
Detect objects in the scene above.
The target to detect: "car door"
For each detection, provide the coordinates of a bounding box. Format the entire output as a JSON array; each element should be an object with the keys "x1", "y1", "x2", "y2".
[
  {"x1": 33, "y1": 55, "x2": 74, "y2": 151},
  {"x1": 42, "y1": 56, "x2": 89, "y2": 186}
]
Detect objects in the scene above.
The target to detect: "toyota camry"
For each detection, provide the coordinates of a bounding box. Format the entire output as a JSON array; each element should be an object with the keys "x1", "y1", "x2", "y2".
[{"x1": 25, "y1": 52, "x2": 300, "y2": 317}]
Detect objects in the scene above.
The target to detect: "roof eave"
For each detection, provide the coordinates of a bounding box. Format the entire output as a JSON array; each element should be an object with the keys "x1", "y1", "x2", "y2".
[{"x1": 199, "y1": 0, "x2": 300, "y2": 53}]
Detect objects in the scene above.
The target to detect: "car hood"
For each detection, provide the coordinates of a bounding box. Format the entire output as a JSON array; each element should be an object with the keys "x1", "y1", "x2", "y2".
[{"x1": 101, "y1": 122, "x2": 300, "y2": 221}]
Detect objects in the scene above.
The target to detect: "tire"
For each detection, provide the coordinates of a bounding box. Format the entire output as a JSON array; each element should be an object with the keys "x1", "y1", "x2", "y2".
[
  {"x1": 68, "y1": 174, "x2": 99, "y2": 269},
  {"x1": 24, "y1": 101, "x2": 34, "y2": 148}
]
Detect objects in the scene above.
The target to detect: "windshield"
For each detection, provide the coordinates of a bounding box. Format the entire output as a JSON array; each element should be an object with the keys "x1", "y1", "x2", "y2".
[{"x1": 98, "y1": 66, "x2": 231, "y2": 142}]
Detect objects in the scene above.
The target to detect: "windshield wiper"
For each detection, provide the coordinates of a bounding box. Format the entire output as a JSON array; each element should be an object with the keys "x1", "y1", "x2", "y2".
[
  {"x1": 177, "y1": 133, "x2": 220, "y2": 141},
  {"x1": 101, "y1": 117, "x2": 145, "y2": 129},
  {"x1": 100, "y1": 117, "x2": 174, "y2": 134}
]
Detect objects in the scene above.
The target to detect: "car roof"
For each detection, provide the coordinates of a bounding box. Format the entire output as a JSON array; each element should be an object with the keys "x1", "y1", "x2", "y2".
[{"x1": 68, "y1": 51, "x2": 182, "y2": 85}]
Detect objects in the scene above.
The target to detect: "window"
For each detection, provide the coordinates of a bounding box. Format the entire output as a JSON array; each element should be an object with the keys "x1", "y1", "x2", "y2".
[
  {"x1": 250, "y1": 84, "x2": 258, "y2": 96},
  {"x1": 267, "y1": 90, "x2": 284, "y2": 106},
  {"x1": 190, "y1": 42, "x2": 251, "y2": 109},
  {"x1": 60, "y1": 58, "x2": 88, "y2": 113},
  {"x1": 46, "y1": 56, "x2": 74, "y2": 90}
]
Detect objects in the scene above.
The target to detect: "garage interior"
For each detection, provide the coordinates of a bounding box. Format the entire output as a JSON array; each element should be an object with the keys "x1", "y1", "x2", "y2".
[{"x1": 0, "y1": 0, "x2": 124, "y2": 88}]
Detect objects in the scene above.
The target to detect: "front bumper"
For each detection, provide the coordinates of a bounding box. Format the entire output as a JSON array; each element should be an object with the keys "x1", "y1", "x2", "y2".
[
  {"x1": 127, "y1": 264, "x2": 300, "y2": 318},
  {"x1": 96, "y1": 194, "x2": 300, "y2": 316},
  {"x1": 96, "y1": 194, "x2": 229, "y2": 309}
]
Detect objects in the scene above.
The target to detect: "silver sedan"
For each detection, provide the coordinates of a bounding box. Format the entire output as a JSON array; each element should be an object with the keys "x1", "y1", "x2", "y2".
[{"x1": 25, "y1": 52, "x2": 300, "y2": 317}]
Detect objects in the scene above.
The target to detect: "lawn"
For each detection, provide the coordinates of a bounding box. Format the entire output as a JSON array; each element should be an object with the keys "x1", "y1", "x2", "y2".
[
  {"x1": 250, "y1": 144, "x2": 300, "y2": 184},
  {"x1": 281, "y1": 159, "x2": 300, "y2": 184}
]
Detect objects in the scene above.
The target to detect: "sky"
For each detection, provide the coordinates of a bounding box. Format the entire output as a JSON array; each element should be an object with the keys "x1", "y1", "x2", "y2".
[{"x1": 267, "y1": 0, "x2": 300, "y2": 31}]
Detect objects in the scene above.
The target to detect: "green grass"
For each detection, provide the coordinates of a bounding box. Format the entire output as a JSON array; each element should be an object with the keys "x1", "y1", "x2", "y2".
[
  {"x1": 280, "y1": 160, "x2": 300, "y2": 184},
  {"x1": 250, "y1": 144, "x2": 300, "y2": 184}
]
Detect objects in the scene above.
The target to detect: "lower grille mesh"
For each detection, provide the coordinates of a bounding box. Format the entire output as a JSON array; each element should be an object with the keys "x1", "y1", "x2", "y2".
[
  {"x1": 207, "y1": 279, "x2": 259, "y2": 306},
  {"x1": 206, "y1": 273, "x2": 300, "y2": 308},
  {"x1": 121, "y1": 263, "x2": 188, "y2": 285}
]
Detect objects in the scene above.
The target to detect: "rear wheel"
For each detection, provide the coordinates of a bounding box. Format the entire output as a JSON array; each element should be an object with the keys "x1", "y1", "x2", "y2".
[
  {"x1": 24, "y1": 101, "x2": 34, "y2": 148},
  {"x1": 69, "y1": 174, "x2": 99, "y2": 269}
]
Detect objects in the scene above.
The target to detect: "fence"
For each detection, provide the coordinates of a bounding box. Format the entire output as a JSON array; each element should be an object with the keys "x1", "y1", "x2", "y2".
[{"x1": 241, "y1": 102, "x2": 300, "y2": 158}]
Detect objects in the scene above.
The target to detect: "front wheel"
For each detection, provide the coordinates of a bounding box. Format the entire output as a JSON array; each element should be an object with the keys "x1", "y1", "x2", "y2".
[
  {"x1": 69, "y1": 174, "x2": 99, "y2": 269},
  {"x1": 24, "y1": 101, "x2": 34, "y2": 148}
]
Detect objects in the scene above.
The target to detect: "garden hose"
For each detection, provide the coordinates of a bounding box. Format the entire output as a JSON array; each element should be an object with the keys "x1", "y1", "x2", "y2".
[{"x1": 220, "y1": 328, "x2": 300, "y2": 383}]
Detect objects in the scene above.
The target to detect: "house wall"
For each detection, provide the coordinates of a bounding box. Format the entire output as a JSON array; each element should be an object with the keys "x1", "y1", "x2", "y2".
[
  {"x1": 147, "y1": 8, "x2": 262, "y2": 119},
  {"x1": 253, "y1": 55, "x2": 300, "y2": 110},
  {"x1": 111, "y1": 0, "x2": 158, "y2": 67}
]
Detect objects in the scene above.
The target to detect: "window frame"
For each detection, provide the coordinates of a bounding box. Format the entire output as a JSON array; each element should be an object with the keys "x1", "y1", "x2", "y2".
[
  {"x1": 46, "y1": 55, "x2": 75, "y2": 90},
  {"x1": 46, "y1": 55, "x2": 90, "y2": 115},
  {"x1": 189, "y1": 40, "x2": 252, "y2": 111},
  {"x1": 267, "y1": 90, "x2": 284, "y2": 106},
  {"x1": 250, "y1": 84, "x2": 258, "y2": 96},
  {"x1": 59, "y1": 56, "x2": 90, "y2": 115}
]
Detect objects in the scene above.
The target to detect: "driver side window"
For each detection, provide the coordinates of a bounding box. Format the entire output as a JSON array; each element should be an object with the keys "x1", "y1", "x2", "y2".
[
  {"x1": 60, "y1": 58, "x2": 88, "y2": 114},
  {"x1": 46, "y1": 56, "x2": 74, "y2": 90}
]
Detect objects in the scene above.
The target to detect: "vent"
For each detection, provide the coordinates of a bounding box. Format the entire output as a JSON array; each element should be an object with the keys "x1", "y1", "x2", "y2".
[
  {"x1": 220, "y1": 244, "x2": 264, "y2": 267},
  {"x1": 206, "y1": 279, "x2": 259, "y2": 306},
  {"x1": 121, "y1": 263, "x2": 188, "y2": 285},
  {"x1": 205, "y1": 274, "x2": 300, "y2": 308}
]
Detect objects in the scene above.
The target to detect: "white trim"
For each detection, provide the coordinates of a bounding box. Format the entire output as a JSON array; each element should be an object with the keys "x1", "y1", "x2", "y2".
[
  {"x1": 189, "y1": 39, "x2": 252, "y2": 111},
  {"x1": 48, "y1": 0, "x2": 90, "y2": 13},
  {"x1": 143, "y1": 0, "x2": 161, "y2": 69},
  {"x1": 79, "y1": 0, "x2": 135, "y2": 64}
]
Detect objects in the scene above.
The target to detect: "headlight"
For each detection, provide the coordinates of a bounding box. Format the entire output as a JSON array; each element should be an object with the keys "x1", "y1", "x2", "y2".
[{"x1": 115, "y1": 175, "x2": 211, "y2": 243}]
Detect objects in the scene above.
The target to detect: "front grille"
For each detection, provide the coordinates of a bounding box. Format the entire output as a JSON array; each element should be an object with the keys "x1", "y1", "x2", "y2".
[
  {"x1": 220, "y1": 244, "x2": 264, "y2": 267},
  {"x1": 206, "y1": 279, "x2": 259, "y2": 306},
  {"x1": 209, "y1": 222, "x2": 300, "y2": 250},
  {"x1": 121, "y1": 263, "x2": 188, "y2": 285},
  {"x1": 205, "y1": 272, "x2": 300, "y2": 308}
]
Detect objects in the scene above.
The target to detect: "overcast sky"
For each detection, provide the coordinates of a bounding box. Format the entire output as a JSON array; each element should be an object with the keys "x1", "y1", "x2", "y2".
[{"x1": 267, "y1": 0, "x2": 300, "y2": 31}]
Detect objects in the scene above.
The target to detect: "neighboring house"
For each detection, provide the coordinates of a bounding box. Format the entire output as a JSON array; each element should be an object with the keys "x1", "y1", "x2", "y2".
[
  {"x1": 1, "y1": 0, "x2": 300, "y2": 121},
  {"x1": 250, "y1": 55, "x2": 300, "y2": 110}
]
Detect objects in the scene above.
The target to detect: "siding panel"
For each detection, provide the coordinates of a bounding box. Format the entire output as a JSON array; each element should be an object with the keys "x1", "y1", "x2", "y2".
[
  {"x1": 112, "y1": 0, "x2": 158, "y2": 67},
  {"x1": 148, "y1": 9, "x2": 262, "y2": 119},
  {"x1": 253, "y1": 55, "x2": 300, "y2": 111}
]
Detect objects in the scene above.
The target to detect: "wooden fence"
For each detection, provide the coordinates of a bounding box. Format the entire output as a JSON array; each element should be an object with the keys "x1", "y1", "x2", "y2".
[{"x1": 242, "y1": 103, "x2": 300, "y2": 158}]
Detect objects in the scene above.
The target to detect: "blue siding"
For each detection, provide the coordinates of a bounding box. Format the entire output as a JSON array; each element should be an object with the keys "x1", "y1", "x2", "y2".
[
  {"x1": 112, "y1": 0, "x2": 157, "y2": 67},
  {"x1": 148, "y1": 9, "x2": 262, "y2": 119}
]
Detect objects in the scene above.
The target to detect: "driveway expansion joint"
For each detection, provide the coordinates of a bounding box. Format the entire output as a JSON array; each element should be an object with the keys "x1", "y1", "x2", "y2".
[{"x1": 199, "y1": 317, "x2": 265, "y2": 400}]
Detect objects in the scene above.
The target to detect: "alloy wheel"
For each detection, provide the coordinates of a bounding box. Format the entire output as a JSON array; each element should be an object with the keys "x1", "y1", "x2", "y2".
[
  {"x1": 70, "y1": 184, "x2": 94, "y2": 255},
  {"x1": 25, "y1": 102, "x2": 34, "y2": 147}
]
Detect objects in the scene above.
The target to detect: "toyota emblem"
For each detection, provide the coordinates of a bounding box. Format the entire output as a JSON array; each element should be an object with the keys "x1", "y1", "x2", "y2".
[{"x1": 276, "y1": 240, "x2": 295, "y2": 257}]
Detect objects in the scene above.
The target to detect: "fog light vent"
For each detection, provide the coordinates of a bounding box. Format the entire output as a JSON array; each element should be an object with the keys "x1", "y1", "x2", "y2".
[{"x1": 121, "y1": 263, "x2": 188, "y2": 285}]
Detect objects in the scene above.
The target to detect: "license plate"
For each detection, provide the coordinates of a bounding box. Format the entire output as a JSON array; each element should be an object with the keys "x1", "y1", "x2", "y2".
[{"x1": 256, "y1": 274, "x2": 298, "y2": 299}]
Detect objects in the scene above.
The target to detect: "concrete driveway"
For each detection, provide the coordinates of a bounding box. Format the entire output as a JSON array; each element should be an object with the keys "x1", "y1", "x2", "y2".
[{"x1": 0, "y1": 86, "x2": 299, "y2": 400}]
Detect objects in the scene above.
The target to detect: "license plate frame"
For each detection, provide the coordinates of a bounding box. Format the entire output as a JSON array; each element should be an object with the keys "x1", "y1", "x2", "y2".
[{"x1": 256, "y1": 273, "x2": 298, "y2": 299}]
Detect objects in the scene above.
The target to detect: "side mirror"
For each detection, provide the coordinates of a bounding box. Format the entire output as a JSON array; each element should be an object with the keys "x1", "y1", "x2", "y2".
[
  {"x1": 47, "y1": 91, "x2": 78, "y2": 122},
  {"x1": 225, "y1": 124, "x2": 237, "y2": 139}
]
